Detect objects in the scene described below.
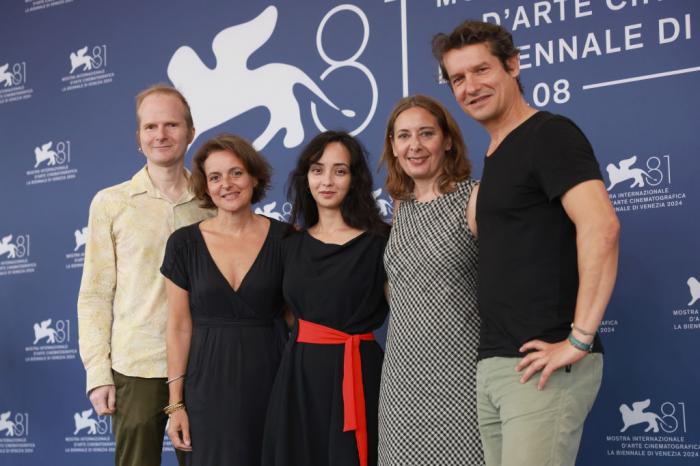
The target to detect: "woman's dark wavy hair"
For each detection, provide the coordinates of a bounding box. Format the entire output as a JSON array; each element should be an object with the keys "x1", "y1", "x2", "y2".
[{"x1": 287, "y1": 131, "x2": 389, "y2": 236}]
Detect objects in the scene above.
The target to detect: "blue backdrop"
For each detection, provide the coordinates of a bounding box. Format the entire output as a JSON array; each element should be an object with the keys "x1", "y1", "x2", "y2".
[{"x1": 1, "y1": 1, "x2": 699, "y2": 464}]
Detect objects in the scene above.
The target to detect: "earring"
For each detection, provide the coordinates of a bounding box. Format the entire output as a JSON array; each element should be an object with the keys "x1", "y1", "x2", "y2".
[{"x1": 137, "y1": 147, "x2": 143, "y2": 153}]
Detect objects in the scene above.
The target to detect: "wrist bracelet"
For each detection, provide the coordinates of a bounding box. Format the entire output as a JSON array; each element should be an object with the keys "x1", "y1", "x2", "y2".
[
  {"x1": 567, "y1": 332, "x2": 593, "y2": 352},
  {"x1": 570, "y1": 323, "x2": 596, "y2": 337},
  {"x1": 165, "y1": 374, "x2": 186, "y2": 385},
  {"x1": 163, "y1": 401, "x2": 185, "y2": 416}
]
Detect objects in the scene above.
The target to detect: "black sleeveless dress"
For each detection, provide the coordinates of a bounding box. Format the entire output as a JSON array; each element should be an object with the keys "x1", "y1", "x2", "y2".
[
  {"x1": 262, "y1": 230, "x2": 389, "y2": 466},
  {"x1": 161, "y1": 218, "x2": 288, "y2": 466}
]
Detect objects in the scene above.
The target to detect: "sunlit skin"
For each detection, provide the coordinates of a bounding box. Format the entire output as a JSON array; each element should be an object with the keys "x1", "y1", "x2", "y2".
[
  {"x1": 307, "y1": 141, "x2": 352, "y2": 211},
  {"x1": 136, "y1": 93, "x2": 194, "y2": 168},
  {"x1": 442, "y1": 43, "x2": 531, "y2": 148},
  {"x1": 391, "y1": 106, "x2": 452, "y2": 202},
  {"x1": 204, "y1": 150, "x2": 258, "y2": 214}
]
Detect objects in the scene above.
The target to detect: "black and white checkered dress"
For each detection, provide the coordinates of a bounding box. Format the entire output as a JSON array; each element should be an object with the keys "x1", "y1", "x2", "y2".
[{"x1": 378, "y1": 179, "x2": 483, "y2": 465}]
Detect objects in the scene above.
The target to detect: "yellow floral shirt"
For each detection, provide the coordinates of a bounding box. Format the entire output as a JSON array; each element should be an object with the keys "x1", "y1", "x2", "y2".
[{"x1": 77, "y1": 166, "x2": 211, "y2": 393}]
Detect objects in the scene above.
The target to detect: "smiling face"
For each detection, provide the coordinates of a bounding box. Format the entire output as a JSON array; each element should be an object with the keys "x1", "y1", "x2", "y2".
[
  {"x1": 442, "y1": 42, "x2": 521, "y2": 129},
  {"x1": 307, "y1": 141, "x2": 352, "y2": 211},
  {"x1": 136, "y1": 93, "x2": 194, "y2": 167},
  {"x1": 391, "y1": 106, "x2": 452, "y2": 184},
  {"x1": 203, "y1": 150, "x2": 257, "y2": 213}
]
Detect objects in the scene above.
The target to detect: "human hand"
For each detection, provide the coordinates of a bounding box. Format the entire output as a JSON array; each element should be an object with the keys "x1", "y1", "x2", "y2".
[
  {"x1": 88, "y1": 385, "x2": 116, "y2": 415},
  {"x1": 167, "y1": 409, "x2": 192, "y2": 452},
  {"x1": 515, "y1": 339, "x2": 589, "y2": 390}
]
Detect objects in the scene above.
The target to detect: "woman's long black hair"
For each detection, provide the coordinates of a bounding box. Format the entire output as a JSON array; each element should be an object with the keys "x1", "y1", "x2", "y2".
[{"x1": 287, "y1": 130, "x2": 389, "y2": 236}]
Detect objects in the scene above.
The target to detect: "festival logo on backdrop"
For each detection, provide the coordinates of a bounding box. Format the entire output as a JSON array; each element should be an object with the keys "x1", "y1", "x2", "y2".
[
  {"x1": 0, "y1": 61, "x2": 33, "y2": 105},
  {"x1": 167, "y1": 4, "x2": 378, "y2": 149},
  {"x1": 688, "y1": 277, "x2": 700, "y2": 306},
  {"x1": 0, "y1": 410, "x2": 34, "y2": 455},
  {"x1": 606, "y1": 153, "x2": 687, "y2": 214},
  {"x1": 65, "y1": 407, "x2": 115, "y2": 454},
  {"x1": 66, "y1": 226, "x2": 87, "y2": 269},
  {"x1": 0, "y1": 412, "x2": 15, "y2": 437},
  {"x1": 605, "y1": 398, "x2": 698, "y2": 459},
  {"x1": 25, "y1": 317, "x2": 78, "y2": 363},
  {"x1": 255, "y1": 201, "x2": 292, "y2": 222},
  {"x1": 372, "y1": 188, "x2": 394, "y2": 220},
  {"x1": 670, "y1": 275, "x2": 700, "y2": 333},
  {"x1": 26, "y1": 139, "x2": 79, "y2": 186},
  {"x1": 0, "y1": 233, "x2": 36, "y2": 277},
  {"x1": 61, "y1": 44, "x2": 116, "y2": 93}
]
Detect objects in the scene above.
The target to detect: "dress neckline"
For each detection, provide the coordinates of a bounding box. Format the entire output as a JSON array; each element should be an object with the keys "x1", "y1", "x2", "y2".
[
  {"x1": 196, "y1": 217, "x2": 272, "y2": 294},
  {"x1": 304, "y1": 229, "x2": 368, "y2": 247}
]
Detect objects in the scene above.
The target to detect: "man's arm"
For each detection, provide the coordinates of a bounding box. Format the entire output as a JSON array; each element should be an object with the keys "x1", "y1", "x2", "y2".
[
  {"x1": 516, "y1": 179, "x2": 620, "y2": 389},
  {"x1": 77, "y1": 191, "x2": 118, "y2": 412}
]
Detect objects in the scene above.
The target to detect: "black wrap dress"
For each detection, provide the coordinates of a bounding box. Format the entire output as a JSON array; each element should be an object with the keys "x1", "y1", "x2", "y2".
[
  {"x1": 161, "y1": 218, "x2": 288, "y2": 466},
  {"x1": 262, "y1": 230, "x2": 389, "y2": 466}
]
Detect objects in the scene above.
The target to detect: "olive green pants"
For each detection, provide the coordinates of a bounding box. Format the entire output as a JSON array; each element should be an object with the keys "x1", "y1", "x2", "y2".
[
  {"x1": 476, "y1": 355, "x2": 603, "y2": 466},
  {"x1": 113, "y1": 371, "x2": 185, "y2": 466}
]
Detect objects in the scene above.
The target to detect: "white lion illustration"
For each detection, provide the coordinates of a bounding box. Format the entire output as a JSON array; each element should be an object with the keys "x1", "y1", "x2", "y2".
[
  {"x1": 69, "y1": 46, "x2": 96, "y2": 74},
  {"x1": 0, "y1": 412, "x2": 15, "y2": 437},
  {"x1": 33, "y1": 319, "x2": 57, "y2": 344},
  {"x1": 688, "y1": 277, "x2": 700, "y2": 306},
  {"x1": 73, "y1": 409, "x2": 98, "y2": 435},
  {"x1": 167, "y1": 6, "x2": 354, "y2": 150},
  {"x1": 0, "y1": 235, "x2": 17, "y2": 259},
  {"x1": 74, "y1": 227, "x2": 88, "y2": 251},
  {"x1": 34, "y1": 141, "x2": 57, "y2": 168},
  {"x1": 606, "y1": 156, "x2": 659, "y2": 191},
  {"x1": 619, "y1": 399, "x2": 671, "y2": 433},
  {"x1": 0, "y1": 64, "x2": 13, "y2": 87}
]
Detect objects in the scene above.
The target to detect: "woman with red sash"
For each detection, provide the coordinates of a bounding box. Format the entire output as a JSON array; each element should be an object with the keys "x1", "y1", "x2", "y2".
[{"x1": 262, "y1": 131, "x2": 389, "y2": 466}]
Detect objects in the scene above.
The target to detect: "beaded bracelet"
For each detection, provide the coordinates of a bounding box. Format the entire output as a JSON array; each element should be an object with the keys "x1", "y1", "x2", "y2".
[{"x1": 567, "y1": 332, "x2": 593, "y2": 352}]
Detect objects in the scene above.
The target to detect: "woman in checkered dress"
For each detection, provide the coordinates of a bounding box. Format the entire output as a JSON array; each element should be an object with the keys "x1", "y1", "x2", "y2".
[{"x1": 377, "y1": 95, "x2": 483, "y2": 465}]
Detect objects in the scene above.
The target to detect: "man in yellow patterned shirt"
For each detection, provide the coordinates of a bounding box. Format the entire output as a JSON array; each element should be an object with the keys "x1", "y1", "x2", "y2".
[{"x1": 77, "y1": 84, "x2": 211, "y2": 466}]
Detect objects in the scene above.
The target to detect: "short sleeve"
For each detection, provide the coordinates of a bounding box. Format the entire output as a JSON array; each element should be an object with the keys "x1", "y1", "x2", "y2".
[
  {"x1": 160, "y1": 229, "x2": 190, "y2": 291},
  {"x1": 533, "y1": 116, "x2": 603, "y2": 201}
]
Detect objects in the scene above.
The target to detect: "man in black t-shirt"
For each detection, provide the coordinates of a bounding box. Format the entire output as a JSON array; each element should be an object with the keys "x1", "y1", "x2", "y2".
[{"x1": 432, "y1": 21, "x2": 620, "y2": 466}]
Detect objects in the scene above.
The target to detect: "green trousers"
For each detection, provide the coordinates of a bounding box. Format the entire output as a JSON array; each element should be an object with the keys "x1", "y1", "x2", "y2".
[
  {"x1": 113, "y1": 371, "x2": 185, "y2": 466},
  {"x1": 476, "y1": 354, "x2": 603, "y2": 466}
]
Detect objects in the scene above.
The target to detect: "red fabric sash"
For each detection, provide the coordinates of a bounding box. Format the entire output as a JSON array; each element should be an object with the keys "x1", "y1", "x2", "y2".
[{"x1": 296, "y1": 318, "x2": 375, "y2": 466}]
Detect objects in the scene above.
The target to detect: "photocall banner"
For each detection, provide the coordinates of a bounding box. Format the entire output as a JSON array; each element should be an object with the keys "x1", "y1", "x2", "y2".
[{"x1": 1, "y1": 1, "x2": 698, "y2": 465}]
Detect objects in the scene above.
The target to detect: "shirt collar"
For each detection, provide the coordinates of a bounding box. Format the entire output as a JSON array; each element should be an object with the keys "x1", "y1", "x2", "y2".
[{"x1": 127, "y1": 165, "x2": 196, "y2": 204}]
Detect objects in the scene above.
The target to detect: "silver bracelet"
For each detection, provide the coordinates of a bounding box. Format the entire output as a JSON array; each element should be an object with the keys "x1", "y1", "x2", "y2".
[
  {"x1": 570, "y1": 323, "x2": 596, "y2": 337},
  {"x1": 165, "y1": 374, "x2": 186, "y2": 385}
]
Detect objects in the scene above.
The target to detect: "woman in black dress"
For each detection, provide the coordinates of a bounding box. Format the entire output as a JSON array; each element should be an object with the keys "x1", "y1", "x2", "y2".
[
  {"x1": 262, "y1": 131, "x2": 389, "y2": 466},
  {"x1": 161, "y1": 134, "x2": 288, "y2": 466}
]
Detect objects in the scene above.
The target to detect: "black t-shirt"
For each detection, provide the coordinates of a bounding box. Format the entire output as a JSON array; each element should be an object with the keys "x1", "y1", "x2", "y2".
[{"x1": 476, "y1": 111, "x2": 604, "y2": 359}]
